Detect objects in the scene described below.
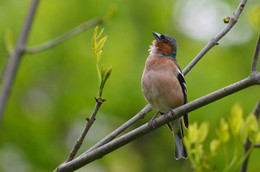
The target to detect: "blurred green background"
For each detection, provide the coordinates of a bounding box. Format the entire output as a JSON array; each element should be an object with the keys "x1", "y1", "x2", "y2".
[{"x1": 0, "y1": 0, "x2": 260, "y2": 171}]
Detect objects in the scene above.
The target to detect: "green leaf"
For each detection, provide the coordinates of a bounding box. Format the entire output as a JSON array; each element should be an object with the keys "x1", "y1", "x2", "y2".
[
  {"x1": 216, "y1": 118, "x2": 230, "y2": 143},
  {"x1": 92, "y1": 27, "x2": 107, "y2": 64},
  {"x1": 197, "y1": 122, "x2": 209, "y2": 144},
  {"x1": 101, "y1": 65, "x2": 112, "y2": 83},
  {"x1": 244, "y1": 114, "x2": 259, "y2": 143},
  {"x1": 229, "y1": 103, "x2": 244, "y2": 137},
  {"x1": 247, "y1": 114, "x2": 258, "y2": 132},
  {"x1": 196, "y1": 144, "x2": 204, "y2": 160},
  {"x1": 91, "y1": 26, "x2": 111, "y2": 99},
  {"x1": 188, "y1": 122, "x2": 199, "y2": 144},
  {"x1": 92, "y1": 26, "x2": 98, "y2": 49},
  {"x1": 210, "y1": 139, "x2": 221, "y2": 154},
  {"x1": 97, "y1": 28, "x2": 104, "y2": 40},
  {"x1": 96, "y1": 36, "x2": 108, "y2": 52},
  {"x1": 92, "y1": 26, "x2": 99, "y2": 63},
  {"x1": 96, "y1": 49, "x2": 104, "y2": 62},
  {"x1": 98, "y1": 65, "x2": 112, "y2": 98}
]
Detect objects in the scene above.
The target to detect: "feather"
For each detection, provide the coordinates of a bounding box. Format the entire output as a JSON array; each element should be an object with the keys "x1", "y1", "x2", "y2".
[{"x1": 176, "y1": 66, "x2": 189, "y2": 129}]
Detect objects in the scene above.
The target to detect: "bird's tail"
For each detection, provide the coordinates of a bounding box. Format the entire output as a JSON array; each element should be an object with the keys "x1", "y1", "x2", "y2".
[
  {"x1": 169, "y1": 119, "x2": 188, "y2": 160},
  {"x1": 173, "y1": 129, "x2": 187, "y2": 160}
]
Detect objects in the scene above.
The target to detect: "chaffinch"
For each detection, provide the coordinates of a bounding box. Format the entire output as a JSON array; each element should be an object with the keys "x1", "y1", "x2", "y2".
[{"x1": 141, "y1": 31, "x2": 188, "y2": 159}]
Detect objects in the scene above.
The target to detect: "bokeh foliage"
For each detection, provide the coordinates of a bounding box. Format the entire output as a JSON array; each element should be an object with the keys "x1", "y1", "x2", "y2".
[
  {"x1": 184, "y1": 103, "x2": 260, "y2": 171},
  {"x1": 0, "y1": 0, "x2": 260, "y2": 172}
]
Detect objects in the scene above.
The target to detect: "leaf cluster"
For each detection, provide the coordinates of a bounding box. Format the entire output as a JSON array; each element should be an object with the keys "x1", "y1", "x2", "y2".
[
  {"x1": 184, "y1": 103, "x2": 260, "y2": 171},
  {"x1": 92, "y1": 26, "x2": 112, "y2": 100}
]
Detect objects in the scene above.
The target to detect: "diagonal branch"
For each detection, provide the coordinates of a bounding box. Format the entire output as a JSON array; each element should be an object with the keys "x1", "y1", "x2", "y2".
[
  {"x1": 66, "y1": 98, "x2": 105, "y2": 162},
  {"x1": 251, "y1": 33, "x2": 260, "y2": 74},
  {"x1": 240, "y1": 99, "x2": 260, "y2": 172},
  {"x1": 84, "y1": 104, "x2": 152, "y2": 154},
  {"x1": 54, "y1": 73, "x2": 260, "y2": 172},
  {"x1": 0, "y1": 0, "x2": 40, "y2": 126},
  {"x1": 255, "y1": 143, "x2": 260, "y2": 148},
  {"x1": 25, "y1": 17, "x2": 104, "y2": 54},
  {"x1": 253, "y1": 99, "x2": 260, "y2": 119},
  {"x1": 183, "y1": 0, "x2": 247, "y2": 75}
]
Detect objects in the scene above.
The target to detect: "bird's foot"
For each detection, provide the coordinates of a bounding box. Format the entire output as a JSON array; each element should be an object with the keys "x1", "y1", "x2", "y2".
[{"x1": 148, "y1": 111, "x2": 160, "y2": 128}]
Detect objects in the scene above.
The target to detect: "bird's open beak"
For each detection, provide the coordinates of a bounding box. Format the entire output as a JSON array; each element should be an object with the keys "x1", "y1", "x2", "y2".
[{"x1": 152, "y1": 31, "x2": 161, "y2": 41}]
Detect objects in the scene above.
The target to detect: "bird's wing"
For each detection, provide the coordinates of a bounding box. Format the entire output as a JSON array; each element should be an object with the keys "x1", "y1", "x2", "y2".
[{"x1": 175, "y1": 63, "x2": 189, "y2": 129}]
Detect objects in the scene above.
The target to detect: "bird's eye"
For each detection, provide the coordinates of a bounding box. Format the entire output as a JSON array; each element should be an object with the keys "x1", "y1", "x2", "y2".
[{"x1": 163, "y1": 40, "x2": 168, "y2": 44}]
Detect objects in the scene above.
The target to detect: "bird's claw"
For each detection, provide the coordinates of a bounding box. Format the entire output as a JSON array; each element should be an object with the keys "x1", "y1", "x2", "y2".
[
  {"x1": 148, "y1": 118, "x2": 156, "y2": 128},
  {"x1": 148, "y1": 111, "x2": 160, "y2": 128}
]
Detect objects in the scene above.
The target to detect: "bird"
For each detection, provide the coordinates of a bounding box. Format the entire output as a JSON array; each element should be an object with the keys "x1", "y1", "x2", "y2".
[{"x1": 141, "y1": 31, "x2": 188, "y2": 159}]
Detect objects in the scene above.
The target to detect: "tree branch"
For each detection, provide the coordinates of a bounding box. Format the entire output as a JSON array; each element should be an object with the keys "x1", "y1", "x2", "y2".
[
  {"x1": 66, "y1": 98, "x2": 105, "y2": 162},
  {"x1": 240, "y1": 99, "x2": 260, "y2": 172},
  {"x1": 84, "y1": 104, "x2": 152, "y2": 154},
  {"x1": 251, "y1": 34, "x2": 260, "y2": 74},
  {"x1": 240, "y1": 34, "x2": 260, "y2": 171},
  {"x1": 255, "y1": 143, "x2": 260, "y2": 148},
  {"x1": 0, "y1": 0, "x2": 39, "y2": 126},
  {"x1": 183, "y1": 0, "x2": 247, "y2": 75},
  {"x1": 25, "y1": 17, "x2": 104, "y2": 54},
  {"x1": 55, "y1": 72, "x2": 260, "y2": 172}
]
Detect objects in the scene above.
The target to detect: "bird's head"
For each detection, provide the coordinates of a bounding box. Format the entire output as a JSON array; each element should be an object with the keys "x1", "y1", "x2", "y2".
[{"x1": 151, "y1": 31, "x2": 177, "y2": 59}]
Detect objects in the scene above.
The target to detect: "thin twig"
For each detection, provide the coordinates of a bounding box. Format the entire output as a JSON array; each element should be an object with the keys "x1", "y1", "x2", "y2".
[
  {"x1": 240, "y1": 37, "x2": 260, "y2": 172},
  {"x1": 183, "y1": 0, "x2": 247, "y2": 75},
  {"x1": 253, "y1": 100, "x2": 260, "y2": 119},
  {"x1": 240, "y1": 99, "x2": 260, "y2": 172},
  {"x1": 82, "y1": 104, "x2": 152, "y2": 155},
  {"x1": 251, "y1": 34, "x2": 260, "y2": 74},
  {"x1": 25, "y1": 18, "x2": 104, "y2": 54},
  {"x1": 0, "y1": 0, "x2": 39, "y2": 125},
  {"x1": 66, "y1": 98, "x2": 105, "y2": 162},
  {"x1": 54, "y1": 72, "x2": 260, "y2": 172},
  {"x1": 255, "y1": 143, "x2": 260, "y2": 148}
]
